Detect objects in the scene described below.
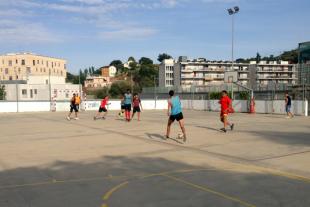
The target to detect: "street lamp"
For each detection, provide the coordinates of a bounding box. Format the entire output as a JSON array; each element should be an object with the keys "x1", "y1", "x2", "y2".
[{"x1": 227, "y1": 6, "x2": 240, "y2": 71}]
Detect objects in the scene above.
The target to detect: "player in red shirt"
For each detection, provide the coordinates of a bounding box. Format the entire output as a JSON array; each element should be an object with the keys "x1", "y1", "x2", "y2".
[
  {"x1": 94, "y1": 95, "x2": 110, "y2": 120},
  {"x1": 131, "y1": 93, "x2": 143, "y2": 121},
  {"x1": 219, "y1": 90, "x2": 234, "y2": 132}
]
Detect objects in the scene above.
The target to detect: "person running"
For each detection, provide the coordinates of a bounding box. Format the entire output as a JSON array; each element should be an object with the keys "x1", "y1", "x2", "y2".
[
  {"x1": 118, "y1": 94, "x2": 125, "y2": 118},
  {"x1": 285, "y1": 92, "x2": 294, "y2": 118},
  {"x1": 219, "y1": 90, "x2": 234, "y2": 133},
  {"x1": 132, "y1": 93, "x2": 143, "y2": 121},
  {"x1": 94, "y1": 95, "x2": 109, "y2": 120},
  {"x1": 67, "y1": 93, "x2": 79, "y2": 120},
  {"x1": 75, "y1": 93, "x2": 81, "y2": 111},
  {"x1": 166, "y1": 90, "x2": 187, "y2": 142},
  {"x1": 124, "y1": 89, "x2": 132, "y2": 122}
]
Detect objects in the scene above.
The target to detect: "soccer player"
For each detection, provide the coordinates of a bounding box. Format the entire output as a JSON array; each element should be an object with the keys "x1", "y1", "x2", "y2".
[
  {"x1": 118, "y1": 94, "x2": 125, "y2": 118},
  {"x1": 285, "y1": 92, "x2": 294, "y2": 118},
  {"x1": 124, "y1": 89, "x2": 132, "y2": 122},
  {"x1": 166, "y1": 90, "x2": 187, "y2": 142},
  {"x1": 132, "y1": 93, "x2": 143, "y2": 121},
  {"x1": 75, "y1": 93, "x2": 81, "y2": 111},
  {"x1": 67, "y1": 93, "x2": 79, "y2": 120},
  {"x1": 219, "y1": 90, "x2": 234, "y2": 133},
  {"x1": 94, "y1": 95, "x2": 109, "y2": 120}
]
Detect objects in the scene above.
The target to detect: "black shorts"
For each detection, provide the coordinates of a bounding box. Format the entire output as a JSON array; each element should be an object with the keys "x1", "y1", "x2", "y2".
[
  {"x1": 99, "y1": 107, "x2": 107, "y2": 112},
  {"x1": 70, "y1": 104, "x2": 78, "y2": 113},
  {"x1": 124, "y1": 104, "x2": 131, "y2": 111},
  {"x1": 133, "y1": 106, "x2": 141, "y2": 113},
  {"x1": 121, "y1": 105, "x2": 125, "y2": 110},
  {"x1": 169, "y1": 112, "x2": 184, "y2": 122}
]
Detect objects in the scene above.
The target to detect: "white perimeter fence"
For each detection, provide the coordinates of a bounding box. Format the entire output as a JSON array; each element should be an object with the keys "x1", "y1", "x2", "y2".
[{"x1": 0, "y1": 99, "x2": 308, "y2": 116}]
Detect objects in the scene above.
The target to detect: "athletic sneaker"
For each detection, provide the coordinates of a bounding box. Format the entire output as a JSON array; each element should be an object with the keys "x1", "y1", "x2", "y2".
[
  {"x1": 74, "y1": 117, "x2": 79, "y2": 120},
  {"x1": 230, "y1": 124, "x2": 234, "y2": 131},
  {"x1": 220, "y1": 128, "x2": 227, "y2": 133},
  {"x1": 66, "y1": 116, "x2": 71, "y2": 121}
]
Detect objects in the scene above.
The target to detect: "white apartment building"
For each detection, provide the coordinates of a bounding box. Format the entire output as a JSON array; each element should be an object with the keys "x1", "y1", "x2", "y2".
[
  {"x1": 159, "y1": 59, "x2": 175, "y2": 87},
  {"x1": 159, "y1": 56, "x2": 297, "y2": 88}
]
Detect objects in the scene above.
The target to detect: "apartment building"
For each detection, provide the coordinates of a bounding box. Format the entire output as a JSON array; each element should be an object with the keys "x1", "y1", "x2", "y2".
[
  {"x1": 298, "y1": 41, "x2": 310, "y2": 85},
  {"x1": 84, "y1": 76, "x2": 112, "y2": 88},
  {"x1": 159, "y1": 59, "x2": 175, "y2": 87},
  {"x1": 0, "y1": 53, "x2": 67, "y2": 81},
  {"x1": 100, "y1": 65, "x2": 117, "y2": 77},
  {"x1": 159, "y1": 56, "x2": 297, "y2": 88},
  {"x1": 248, "y1": 60, "x2": 297, "y2": 88}
]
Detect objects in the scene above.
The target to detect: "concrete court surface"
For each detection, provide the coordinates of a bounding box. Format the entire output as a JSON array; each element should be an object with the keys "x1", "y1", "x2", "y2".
[{"x1": 0, "y1": 110, "x2": 309, "y2": 207}]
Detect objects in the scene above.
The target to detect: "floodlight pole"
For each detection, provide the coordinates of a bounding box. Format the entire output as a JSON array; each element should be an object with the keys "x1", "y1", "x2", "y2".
[{"x1": 231, "y1": 13, "x2": 234, "y2": 71}]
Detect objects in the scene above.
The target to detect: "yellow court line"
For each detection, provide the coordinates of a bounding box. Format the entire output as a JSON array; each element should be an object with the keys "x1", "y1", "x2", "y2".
[
  {"x1": 103, "y1": 181, "x2": 129, "y2": 201},
  {"x1": 141, "y1": 168, "x2": 225, "y2": 179},
  {"x1": 162, "y1": 174, "x2": 256, "y2": 207},
  {"x1": 101, "y1": 204, "x2": 108, "y2": 207}
]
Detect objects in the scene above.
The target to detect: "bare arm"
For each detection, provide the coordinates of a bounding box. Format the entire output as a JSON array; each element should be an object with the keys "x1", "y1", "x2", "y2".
[{"x1": 167, "y1": 99, "x2": 172, "y2": 116}]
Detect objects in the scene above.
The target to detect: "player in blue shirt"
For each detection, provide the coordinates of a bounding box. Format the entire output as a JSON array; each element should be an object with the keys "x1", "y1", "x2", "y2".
[{"x1": 166, "y1": 90, "x2": 187, "y2": 142}]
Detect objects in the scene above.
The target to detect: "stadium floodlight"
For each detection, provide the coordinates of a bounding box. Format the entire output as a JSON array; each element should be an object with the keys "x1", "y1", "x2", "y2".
[
  {"x1": 234, "y1": 6, "x2": 240, "y2": 13},
  {"x1": 227, "y1": 8, "x2": 234, "y2": 15}
]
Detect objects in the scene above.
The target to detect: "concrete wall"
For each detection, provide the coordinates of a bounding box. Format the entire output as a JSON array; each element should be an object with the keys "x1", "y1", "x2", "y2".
[{"x1": 0, "y1": 99, "x2": 307, "y2": 116}]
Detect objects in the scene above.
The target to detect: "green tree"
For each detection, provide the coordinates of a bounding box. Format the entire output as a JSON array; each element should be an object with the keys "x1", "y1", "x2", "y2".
[
  {"x1": 280, "y1": 49, "x2": 298, "y2": 63},
  {"x1": 139, "y1": 57, "x2": 153, "y2": 65},
  {"x1": 110, "y1": 60, "x2": 124, "y2": 73},
  {"x1": 256, "y1": 52, "x2": 261, "y2": 62},
  {"x1": 109, "y1": 81, "x2": 131, "y2": 98},
  {"x1": 157, "y1": 53, "x2": 172, "y2": 63},
  {"x1": 0, "y1": 85, "x2": 6, "y2": 100},
  {"x1": 128, "y1": 56, "x2": 136, "y2": 62}
]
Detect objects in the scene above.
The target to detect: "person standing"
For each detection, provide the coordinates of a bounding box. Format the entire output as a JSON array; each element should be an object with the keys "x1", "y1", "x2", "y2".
[
  {"x1": 132, "y1": 93, "x2": 143, "y2": 121},
  {"x1": 118, "y1": 94, "x2": 125, "y2": 118},
  {"x1": 219, "y1": 90, "x2": 234, "y2": 132},
  {"x1": 94, "y1": 95, "x2": 109, "y2": 120},
  {"x1": 285, "y1": 92, "x2": 294, "y2": 118},
  {"x1": 124, "y1": 89, "x2": 132, "y2": 122},
  {"x1": 166, "y1": 90, "x2": 186, "y2": 142},
  {"x1": 67, "y1": 93, "x2": 79, "y2": 120},
  {"x1": 75, "y1": 93, "x2": 81, "y2": 111}
]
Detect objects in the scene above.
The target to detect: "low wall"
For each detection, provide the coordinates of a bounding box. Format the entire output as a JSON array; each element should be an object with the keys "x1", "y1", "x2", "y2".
[{"x1": 0, "y1": 99, "x2": 307, "y2": 116}]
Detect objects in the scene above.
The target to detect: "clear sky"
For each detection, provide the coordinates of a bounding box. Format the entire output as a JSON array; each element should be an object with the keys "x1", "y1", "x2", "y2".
[{"x1": 0, "y1": 0, "x2": 309, "y2": 73}]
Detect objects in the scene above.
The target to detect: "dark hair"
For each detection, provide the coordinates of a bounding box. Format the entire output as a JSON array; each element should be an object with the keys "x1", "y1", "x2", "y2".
[
  {"x1": 127, "y1": 89, "x2": 130, "y2": 92},
  {"x1": 134, "y1": 93, "x2": 138, "y2": 96},
  {"x1": 169, "y1": 90, "x2": 174, "y2": 97},
  {"x1": 222, "y1": 90, "x2": 228, "y2": 94}
]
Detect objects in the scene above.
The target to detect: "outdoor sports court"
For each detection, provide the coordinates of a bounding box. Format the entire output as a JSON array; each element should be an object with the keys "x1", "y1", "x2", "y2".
[{"x1": 0, "y1": 110, "x2": 309, "y2": 207}]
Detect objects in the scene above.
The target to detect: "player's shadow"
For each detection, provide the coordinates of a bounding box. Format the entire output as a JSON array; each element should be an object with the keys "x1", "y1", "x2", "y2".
[
  {"x1": 196, "y1": 125, "x2": 222, "y2": 132},
  {"x1": 145, "y1": 133, "x2": 184, "y2": 144}
]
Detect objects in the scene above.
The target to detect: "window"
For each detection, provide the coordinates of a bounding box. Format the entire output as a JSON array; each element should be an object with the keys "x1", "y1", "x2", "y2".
[
  {"x1": 5, "y1": 68, "x2": 8, "y2": 74},
  {"x1": 18, "y1": 68, "x2": 21, "y2": 73},
  {"x1": 30, "y1": 89, "x2": 33, "y2": 98},
  {"x1": 22, "y1": 59, "x2": 25, "y2": 65},
  {"x1": 64, "y1": 64, "x2": 66, "y2": 69},
  {"x1": 52, "y1": 62, "x2": 54, "y2": 68},
  {"x1": 8, "y1": 60, "x2": 12, "y2": 66},
  {"x1": 45, "y1": 79, "x2": 48, "y2": 84},
  {"x1": 9, "y1": 76, "x2": 12, "y2": 80},
  {"x1": 16, "y1": 59, "x2": 18, "y2": 64},
  {"x1": 46, "y1": 61, "x2": 48, "y2": 67},
  {"x1": 33, "y1": 60, "x2": 35, "y2": 66},
  {"x1": 22, "y1": 89, "x2": 27, "y2": 98},
  {"x1": 16, "y1": 75, "x2": 18, "y2": 79},
  {"x1": 26, "y1": 67, "x2": 31, "y2": 74},
  {"x1": 36, "y1": 68, "x2": 38, "y2": 72},
  {"x1": 34, "y1": 89, "x2": 37, "y2": 95},
  {"x1": 1, "y1": 60, "x2": 4, "y2": 64},
  {"x1": 37, "y1": 60, "x2": 39, "y2": 64}
]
